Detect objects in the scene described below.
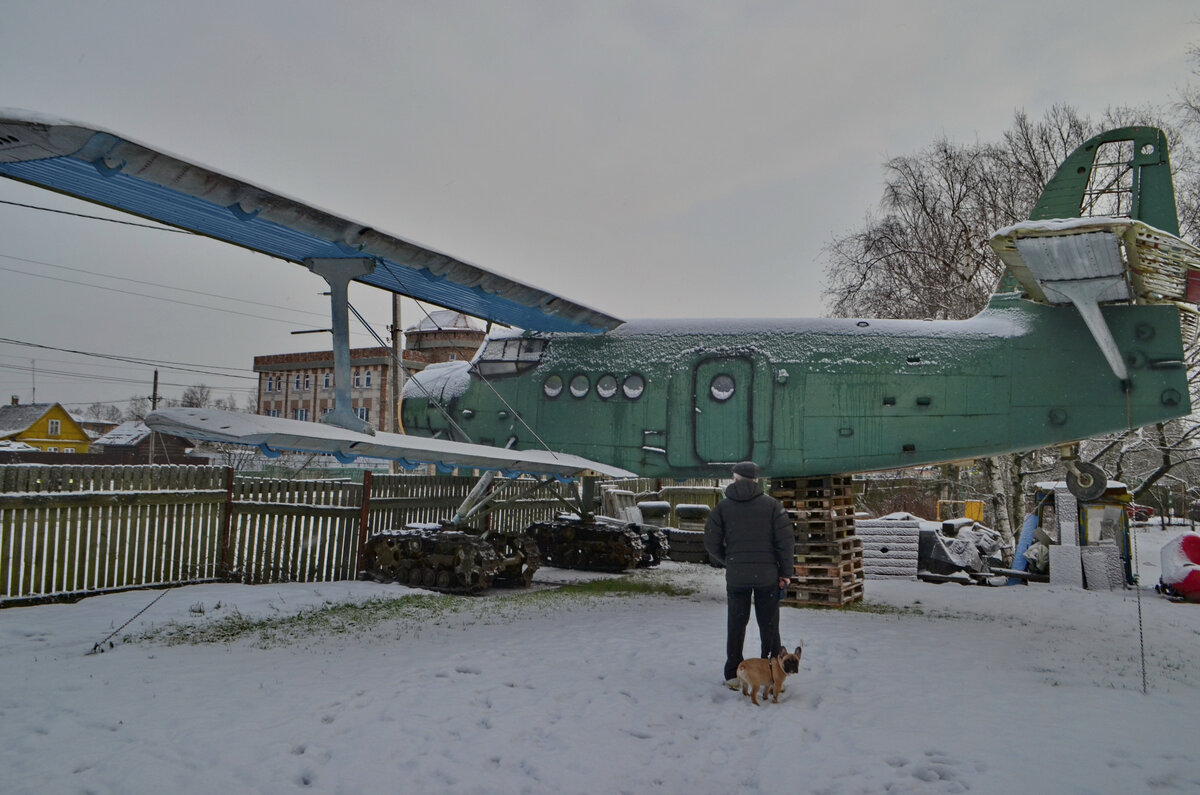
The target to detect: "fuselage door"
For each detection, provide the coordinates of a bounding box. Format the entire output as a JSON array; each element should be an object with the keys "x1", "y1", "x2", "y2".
[{"x1": 694, "y1": 356, "x2": 753, "y2": 463}]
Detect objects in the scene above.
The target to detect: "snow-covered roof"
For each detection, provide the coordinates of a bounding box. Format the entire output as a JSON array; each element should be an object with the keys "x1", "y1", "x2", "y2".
[
  {"x1": 1034, "y1": 480, "x2": 1127, "y2": 492},
  {"x1": 93, "y1": 421, "x2": 152, "y2": 448},
  {"x1": 406, "y1": 310, "x2": 483, "y2": 334},
  {"x1": 0, "y1": 403, "x2": 57, "y2": 437},
  {"x1": 0, "y1": 439, "x2": 37, "y2": 451}
]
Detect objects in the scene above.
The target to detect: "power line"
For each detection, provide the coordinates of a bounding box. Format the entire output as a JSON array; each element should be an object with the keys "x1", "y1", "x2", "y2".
[
  {"x1": 1, "y1": 195, "x2": 396, "y2": 331},
  {"x1": 0, "y1": 337, "x2": 255, "y2": 379},
  {"x1": 0, "y1": 251, "x2": 328, "y2": 320},
  {"x1": 0, "y1": 262, "x2": 330, "y2": 326},
  {"x1": 0, "y1": 197, "x2": 193, "y2": 233},
  {"x1": 0, "y1": 361, "x2": 244, "y2": 390}
]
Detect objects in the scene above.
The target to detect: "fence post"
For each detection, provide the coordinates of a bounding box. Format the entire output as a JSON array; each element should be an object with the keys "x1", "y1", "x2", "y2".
[
  {"x1": 356, "y1": 470, "x2": 373, "y2": 576},
  {"x1": 219, "y1": 467, "x2": 235, "y2": 579}
]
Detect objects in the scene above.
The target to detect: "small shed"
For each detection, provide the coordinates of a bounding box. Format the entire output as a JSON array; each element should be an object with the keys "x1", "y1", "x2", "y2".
[{"x1": 92, "y1": 421, "x2": 205, "y2": 465}]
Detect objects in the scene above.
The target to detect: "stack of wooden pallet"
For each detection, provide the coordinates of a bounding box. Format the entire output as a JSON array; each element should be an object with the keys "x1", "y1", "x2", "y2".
[{"x1": 772, "y1": 476, "x2": 864, "y2": 606}]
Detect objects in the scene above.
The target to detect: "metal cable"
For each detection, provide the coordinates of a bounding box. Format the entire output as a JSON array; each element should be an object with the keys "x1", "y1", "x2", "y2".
[
  {"x1": 87, "y1": 588, "x2": 170, "y2": 654},
  {"x1": 346, "y1": 298, "x2": 472, "y2": 442},
  {"x1": 1130, "y1": 525, "x2": 1148, "y2": 694}
]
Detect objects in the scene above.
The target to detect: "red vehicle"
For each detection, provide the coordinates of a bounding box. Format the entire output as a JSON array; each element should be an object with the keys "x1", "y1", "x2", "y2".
[{"x1": 1126, "y1": 504, "x2": 1156, "y2": 522}]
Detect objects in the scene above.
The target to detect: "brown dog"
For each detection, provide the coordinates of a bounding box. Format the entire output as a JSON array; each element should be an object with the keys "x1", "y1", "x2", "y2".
[{"x1": 735, "y1": 645, "x2": 802, "y2": 705}]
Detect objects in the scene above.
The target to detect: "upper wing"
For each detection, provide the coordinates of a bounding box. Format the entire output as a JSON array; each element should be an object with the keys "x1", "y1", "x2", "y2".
[
  {"x1": 146, "y1": 407, "x2": 635, "y2": 479},
  {"x1": 0, "y1": 110, "x2": 622, "y2": 334}
]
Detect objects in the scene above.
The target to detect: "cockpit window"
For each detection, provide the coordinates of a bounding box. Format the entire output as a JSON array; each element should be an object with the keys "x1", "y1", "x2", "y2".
[{"x1": 474, "y1": 336, "x2": 547, "y2": 378}]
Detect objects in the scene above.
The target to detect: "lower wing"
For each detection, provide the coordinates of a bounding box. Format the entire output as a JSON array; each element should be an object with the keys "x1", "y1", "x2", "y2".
[{"x1": 146, "y1": 407, "x2": 634, "y2": 479}]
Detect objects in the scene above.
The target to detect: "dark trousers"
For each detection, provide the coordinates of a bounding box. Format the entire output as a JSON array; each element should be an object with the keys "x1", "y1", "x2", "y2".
[{"x1": 724, "y1": 584, "x2": 781, "y2": 681}]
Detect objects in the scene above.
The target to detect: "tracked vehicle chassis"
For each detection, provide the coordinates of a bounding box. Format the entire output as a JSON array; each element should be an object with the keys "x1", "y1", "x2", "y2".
[
  {"x1": 528, "y1": 516, "x2": 668, "y2": 572},
  {"x1": 366, "y1": 527, "x2": 540, "y2": 594}
]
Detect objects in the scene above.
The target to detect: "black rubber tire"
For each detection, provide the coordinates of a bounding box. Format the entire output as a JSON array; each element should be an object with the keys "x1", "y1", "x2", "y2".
[{"x1": 1066, "y1": 461, "x2": 1107, "y2": 502}]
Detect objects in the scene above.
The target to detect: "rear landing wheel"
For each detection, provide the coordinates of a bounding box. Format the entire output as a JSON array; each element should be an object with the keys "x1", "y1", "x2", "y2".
[{"x1": 1066, "y1": 461, "x2": 1107, "y2": 502}]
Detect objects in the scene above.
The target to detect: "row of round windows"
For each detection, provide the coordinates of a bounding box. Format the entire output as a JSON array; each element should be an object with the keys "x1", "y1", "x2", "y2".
[
  {"x1": 541, "y1": 372, "x2": 738, "y2": 402},
  {"x1": 543, "y1": 373, "x2": 645, "y2": 400}
]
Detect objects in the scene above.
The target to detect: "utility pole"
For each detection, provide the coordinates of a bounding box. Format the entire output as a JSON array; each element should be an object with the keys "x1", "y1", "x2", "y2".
[
  {"x1": 149, "y1": 369, "x2": 159, "y2": 465},
  {"x1": 390, "y1": 294, "x2": 404, "y2": 473}
]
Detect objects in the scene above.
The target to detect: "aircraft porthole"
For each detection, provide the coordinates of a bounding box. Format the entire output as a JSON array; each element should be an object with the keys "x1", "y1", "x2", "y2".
[
  {"x1": 543, "y1": 374, "x2": 563, "y2": 398},
  {"x1": 622, "y1": 374, "x2": 645, "y2": 400},
  {"x1": 569, "y1": 374, "x2": 590, "y2": 399},
  {"x1": 710, "y1": 374, "x2": 735, "y2": 402},
  {"x1": 1141, "y1": 144, "x2": 1155, "y2": 156},
  {"x1": 597, "y1": 374, "x2": 618, "y2": 400}
]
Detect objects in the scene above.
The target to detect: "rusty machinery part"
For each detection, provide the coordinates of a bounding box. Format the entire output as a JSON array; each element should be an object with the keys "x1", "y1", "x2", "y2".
[
  {"x1": 366, "y1": 528, "x2": 534, "y2": 594},
  {"x1": 638, "y1": 522, "x2": 669, "y2": 568},
  {"x1": 528, "y1": 517, "x2": 668, "y2": 572},
  {"x1": 488, "y1": 531, "x2": 542, "y2": 588}
]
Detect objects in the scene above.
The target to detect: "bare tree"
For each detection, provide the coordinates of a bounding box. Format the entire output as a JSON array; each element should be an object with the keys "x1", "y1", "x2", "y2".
[
  {"x1": 123, "y1": 395, "x2": 150, "y2": 422},
  {"x1": 1175, "y1": 45, "x2": 1200, "y2": 243},
  {"x1": 180, "y1": 384, "x2": 213, "y2": 408},
  {"x1": 825, "y1": 106, "x2": 1100, "y2": 320},
  {"x1": 202, "y1": 442, "x2": 261, "y2": 471},
  {"x1": 84, "y1": 402, "x2": 122, "y2": 423}
]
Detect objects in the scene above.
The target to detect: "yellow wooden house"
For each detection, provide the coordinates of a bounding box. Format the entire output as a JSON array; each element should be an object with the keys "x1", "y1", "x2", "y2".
[{"x1": 0, "y1": 402, "x2": 92, "y2": 453}]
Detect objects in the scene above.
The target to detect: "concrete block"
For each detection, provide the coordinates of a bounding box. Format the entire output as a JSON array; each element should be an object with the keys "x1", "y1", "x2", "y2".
[{"x1": 1050, "y1": 544, "x2": 1083, "y2": 587}]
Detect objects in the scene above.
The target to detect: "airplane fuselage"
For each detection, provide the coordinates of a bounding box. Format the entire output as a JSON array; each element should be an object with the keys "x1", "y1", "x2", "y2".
[{"x1": 401, "y1": 292, "x2": 1192, "y2": 478}]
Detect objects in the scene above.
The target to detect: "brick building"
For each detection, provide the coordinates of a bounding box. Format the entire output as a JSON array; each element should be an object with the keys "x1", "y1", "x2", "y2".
[
  {"x1": 404, "y1": 310, "x2": 487, "y2": 364},
  {"x1": 254, "y1": 311, "x2": 485, "y2": 431},
  {"x1": 255, "y1": 346, "x2": 395, "y2": 429}
]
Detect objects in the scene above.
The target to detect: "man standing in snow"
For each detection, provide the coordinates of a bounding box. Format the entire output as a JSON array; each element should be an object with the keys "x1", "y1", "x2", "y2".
[{"x1": 704, "y1": 461, "x2": 794, "y2": 687}]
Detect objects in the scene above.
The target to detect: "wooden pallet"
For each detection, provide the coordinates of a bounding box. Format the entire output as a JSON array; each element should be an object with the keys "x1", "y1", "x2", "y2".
[
  {"x1": 783, "y1": 581, "x2": 864, "y2": 607},
  {"x1": 795, "y1": 536, "x2": 863, "y2": 559},
  {"x1": 772, "y1": 475, "x2": 854, "y2": 492},
  {"x1": 794, "y1": 558, "x2": 863, "y2": 579},
  {"x1": 773, "y1": 475, "x2": 863, "y2": 607},
  {"x1": 795, "y1": 522, "x2": 856, "y2": 542}
]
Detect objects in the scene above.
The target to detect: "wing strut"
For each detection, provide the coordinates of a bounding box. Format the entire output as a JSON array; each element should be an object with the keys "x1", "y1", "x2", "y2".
[{"x1": 305, "y1": 257, "x2": 376, "y2": 434}]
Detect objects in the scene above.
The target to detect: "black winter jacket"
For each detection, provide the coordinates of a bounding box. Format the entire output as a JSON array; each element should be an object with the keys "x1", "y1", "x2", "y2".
[{"x1": 704, "y1": 478, "x2": 794, "y2": 588}]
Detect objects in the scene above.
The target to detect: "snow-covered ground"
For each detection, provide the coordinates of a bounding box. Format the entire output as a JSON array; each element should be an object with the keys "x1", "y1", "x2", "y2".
[{"x1": 2, "y1": 526, "x2": 1198, "y2": 795}]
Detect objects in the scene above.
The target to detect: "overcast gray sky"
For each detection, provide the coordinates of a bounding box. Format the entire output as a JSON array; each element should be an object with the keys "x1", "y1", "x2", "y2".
[{"x1": 1, "y1": 0, "x2": 1197, "y2": 410}]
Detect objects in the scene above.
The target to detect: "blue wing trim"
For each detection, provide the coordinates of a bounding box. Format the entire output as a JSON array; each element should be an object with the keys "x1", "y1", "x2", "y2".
[{"x1": 0, "y1": 113, "x2": 622, "y2": 334}]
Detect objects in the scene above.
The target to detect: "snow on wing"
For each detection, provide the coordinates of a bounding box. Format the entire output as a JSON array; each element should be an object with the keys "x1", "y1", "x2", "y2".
[{"x1": 145, "y1": 407, "x2": 635, "y2": 479}]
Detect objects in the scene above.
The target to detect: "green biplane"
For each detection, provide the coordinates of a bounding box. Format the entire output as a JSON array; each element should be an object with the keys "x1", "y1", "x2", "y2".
[
  {"x1": 2, "y1": 113, "x2": 1196, "y2": 501},
  {"x1": 401, "y1": 127, "x2": 1200, "y2": 499}
]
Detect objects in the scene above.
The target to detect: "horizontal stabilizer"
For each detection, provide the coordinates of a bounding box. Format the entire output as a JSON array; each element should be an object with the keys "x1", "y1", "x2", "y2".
[
  {"x1": 146, "y1": 407, "x2": 635, "y2": 479},
  {"x1": 0, "y1": 110, "x2": 622, "y2": 334},
  {"x1": 991, "y1": 217, "x2": 1200, "y2": 347}
]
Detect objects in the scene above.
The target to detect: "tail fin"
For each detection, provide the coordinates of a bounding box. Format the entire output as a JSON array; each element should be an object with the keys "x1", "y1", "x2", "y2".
[
  {"x1": 990, "y1": 127, "x2": 1200, "y2": 379},
  {"x1": 1031, "y1": 126, "x2": 1179, "y2": 235}
]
